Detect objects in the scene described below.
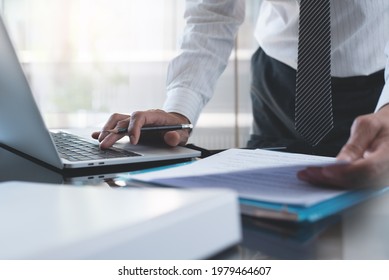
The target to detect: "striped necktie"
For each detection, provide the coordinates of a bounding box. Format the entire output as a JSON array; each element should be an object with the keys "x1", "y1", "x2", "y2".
[{"x1": 295, "y1": 0, "x2": 333, "y2": 146}]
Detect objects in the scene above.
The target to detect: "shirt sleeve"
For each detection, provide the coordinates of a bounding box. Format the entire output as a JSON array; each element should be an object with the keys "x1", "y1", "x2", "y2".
[
  {"x1": 162, "y1": 0, "x2": 245, "y2": 125},
  {"x1": 376, "y1": 41, "x2": 389, "y2": 111}
]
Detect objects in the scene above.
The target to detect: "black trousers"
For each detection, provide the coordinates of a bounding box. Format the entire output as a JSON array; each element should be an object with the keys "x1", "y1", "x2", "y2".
[{"x1": 247, "y1": 47, "x2": 385, "y2": 157}]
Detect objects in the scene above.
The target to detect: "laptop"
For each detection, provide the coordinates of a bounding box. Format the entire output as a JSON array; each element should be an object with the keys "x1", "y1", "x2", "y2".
[{"x1": 0, "y1": 16, "x2": 200, "y2": 170}]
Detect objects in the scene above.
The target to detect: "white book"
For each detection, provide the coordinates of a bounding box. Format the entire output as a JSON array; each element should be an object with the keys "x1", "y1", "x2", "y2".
[{"x1": 0, "y1": 181, "x2": 240, "y2": 259}]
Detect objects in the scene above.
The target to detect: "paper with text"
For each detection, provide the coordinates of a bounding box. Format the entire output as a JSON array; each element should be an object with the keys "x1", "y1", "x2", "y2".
[{"x1": 130, "y1": 149, "x2": 347, "y2": 207}]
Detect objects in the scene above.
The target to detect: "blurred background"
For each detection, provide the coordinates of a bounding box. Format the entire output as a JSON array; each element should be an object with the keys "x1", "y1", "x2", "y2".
[{"x1": 0, "y1": 0, "x2": 260, "y2": 149}]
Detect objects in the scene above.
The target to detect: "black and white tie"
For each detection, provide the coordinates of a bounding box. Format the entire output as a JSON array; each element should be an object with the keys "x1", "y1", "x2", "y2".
[{"x1": 295, "y1": 0, "x2": 333, "y2": 146}]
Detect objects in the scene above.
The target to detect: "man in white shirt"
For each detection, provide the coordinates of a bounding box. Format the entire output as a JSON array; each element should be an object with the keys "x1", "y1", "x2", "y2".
[{"x1": 92, "y1": 0, "x2": 389, "y2": 188}]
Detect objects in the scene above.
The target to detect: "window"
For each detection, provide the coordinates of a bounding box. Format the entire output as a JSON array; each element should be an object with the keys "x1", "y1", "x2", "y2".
[{"x1": 2, "y1": 0, "x2": 259, "y2": 149}]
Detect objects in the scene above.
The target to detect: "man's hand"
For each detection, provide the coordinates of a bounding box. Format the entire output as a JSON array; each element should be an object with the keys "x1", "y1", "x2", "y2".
[
  {"x1": 298, "y1": 105, "x2": 389, "y2": 188},
  {"x1": 91, "y1": 110, "x2": 191, "y2": 149}
]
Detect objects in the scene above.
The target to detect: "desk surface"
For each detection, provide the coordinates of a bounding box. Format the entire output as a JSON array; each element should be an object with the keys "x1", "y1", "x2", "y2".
[{"x1": 1, "y1": 144, "x2": 389, "y2": 260}]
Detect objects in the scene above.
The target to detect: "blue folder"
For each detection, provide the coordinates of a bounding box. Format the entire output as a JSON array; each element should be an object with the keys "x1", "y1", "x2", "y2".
[
  {"x1": 126, "y1": 162, "x2": 389, "y2": 223},
  {"x1": 240, "y1": 187, "x2": 389, "y2": 222}
]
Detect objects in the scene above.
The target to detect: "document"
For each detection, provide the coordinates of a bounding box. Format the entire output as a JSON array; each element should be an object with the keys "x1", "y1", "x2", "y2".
[{"x1": 130, "y1": 149, "x2": 347, "y2": 207}]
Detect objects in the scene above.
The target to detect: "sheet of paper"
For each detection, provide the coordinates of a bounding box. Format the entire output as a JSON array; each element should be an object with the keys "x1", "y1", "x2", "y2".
[{"x1": 130, "y1": 149, "x2": 347, "y2": 207}]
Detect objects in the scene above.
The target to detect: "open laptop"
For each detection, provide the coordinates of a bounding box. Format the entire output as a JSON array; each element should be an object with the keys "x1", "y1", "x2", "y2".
[{"x1": 0, "y1": 16, "x2": 200, "y2": 170}]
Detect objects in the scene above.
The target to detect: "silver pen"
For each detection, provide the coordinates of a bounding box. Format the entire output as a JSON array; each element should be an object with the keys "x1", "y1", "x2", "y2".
[{"x1": 106, "y1": 124, "x2": 193, "y2": 134}]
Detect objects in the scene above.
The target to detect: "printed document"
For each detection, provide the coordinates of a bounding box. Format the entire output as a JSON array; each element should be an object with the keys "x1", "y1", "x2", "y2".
[{"x1": 130, "y1": 149, "x2": 347, "y2": 207}]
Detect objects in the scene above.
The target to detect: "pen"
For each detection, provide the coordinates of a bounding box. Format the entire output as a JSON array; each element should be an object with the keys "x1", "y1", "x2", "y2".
[
  {"x1": 105, "y1": 124, "x2": 193, "y2": 134},
  {"x1": 262, "y1": 147, "x2": 287, "y2": 151}
]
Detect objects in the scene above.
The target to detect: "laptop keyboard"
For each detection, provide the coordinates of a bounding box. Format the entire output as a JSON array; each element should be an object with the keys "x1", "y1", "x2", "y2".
[{"x1": 51, "y1": 132, "x2": 141, "y2": 162}]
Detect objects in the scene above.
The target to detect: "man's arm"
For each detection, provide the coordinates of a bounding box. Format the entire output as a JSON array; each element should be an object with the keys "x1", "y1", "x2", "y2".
[
  {"x1": 93, "y1": 0, "x2": 245, "y2": 148},
  {"x1": 163, "y1": 0, "x2": 245, "y2": 125}
]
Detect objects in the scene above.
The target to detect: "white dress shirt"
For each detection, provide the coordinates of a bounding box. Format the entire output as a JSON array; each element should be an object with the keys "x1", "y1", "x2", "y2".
[{"x1": 163, "y1": 0, "x2": 389, "y2": 125}]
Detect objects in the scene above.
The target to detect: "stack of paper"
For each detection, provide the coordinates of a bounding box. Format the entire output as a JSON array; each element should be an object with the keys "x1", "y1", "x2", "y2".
[{"x1": 129, "y1": 149, "x2": 389, "y2": 222}]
